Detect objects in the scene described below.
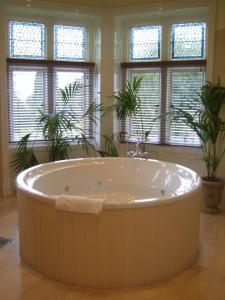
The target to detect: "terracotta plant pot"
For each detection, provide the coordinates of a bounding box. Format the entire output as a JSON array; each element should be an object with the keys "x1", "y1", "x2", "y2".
[{"x1": 201, "y1": 177, "x2": 225, "y2": 214}]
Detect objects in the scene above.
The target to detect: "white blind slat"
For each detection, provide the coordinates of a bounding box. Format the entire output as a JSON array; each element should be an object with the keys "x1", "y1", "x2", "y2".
[
  {"x1": 121, "y1": 64, "x2": 205, "y2": 146},
  {"x1": 8, "y1": 62, "x2": 94, "y2": 143}
]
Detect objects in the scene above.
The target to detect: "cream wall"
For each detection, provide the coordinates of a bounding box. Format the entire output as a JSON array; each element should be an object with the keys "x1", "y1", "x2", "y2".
[
  {"x1": 214, "y1": 0, "x2": 225, "y2": 84},
  {"x1": 213, "y1": 0, "x2": 225, "y2": 208},
  {"x1": 1, "y1": 0, "x2": 225, "y2": 209}
]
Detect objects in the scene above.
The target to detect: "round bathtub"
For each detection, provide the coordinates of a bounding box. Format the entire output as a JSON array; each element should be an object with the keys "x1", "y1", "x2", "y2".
[{"x1": 16, "y1": 157, "x2": 202, "y2": 288}]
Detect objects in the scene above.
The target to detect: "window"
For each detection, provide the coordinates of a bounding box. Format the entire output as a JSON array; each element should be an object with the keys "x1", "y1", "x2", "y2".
[
  {"x1": 8, "y1": 65, "x2": 47, "y2": 141},
  {"x1": 171, "y1": 23, "x2": 206, "y2": 59},
  {"x1": 54, "y1": 68, "x2": 93, "y2": 137},
  {"x1": 168, "y1": 68, "x2": 205, "y2": 145},
  {"x1": 122, "y1": 21, "x2": 206, "y2": 146},
  {"x1": 125, "y1": 69, "x2": 161, "y2": 143},
  {"x1": 8, "y1": 62, "x2": 94, "y2": 142},
  {"x1": 129, "y1": 25, "x2": 161, "y2": 61},
  {"x1": 7, "y1": 20, "x2": 94, "y2": 143},
  {"x1": 54, "y1": 25, "x2": 88, "y2": 61},
  {"x1": 9, "y1": 21, "x2": 45, "y2": 59}
]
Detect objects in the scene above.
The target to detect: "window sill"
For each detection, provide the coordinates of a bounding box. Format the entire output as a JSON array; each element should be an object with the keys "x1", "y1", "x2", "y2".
[{"x1": 123, "y1": 142, "x2": 202, "y2": 156}]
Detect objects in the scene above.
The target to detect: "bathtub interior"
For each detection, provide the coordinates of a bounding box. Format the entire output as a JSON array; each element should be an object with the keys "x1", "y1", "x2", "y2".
[{"x1": 18, "y1": 158, "x2": 200, "y2": 205}]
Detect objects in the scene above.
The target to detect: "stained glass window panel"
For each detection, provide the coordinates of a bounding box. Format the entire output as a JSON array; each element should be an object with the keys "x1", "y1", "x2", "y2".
[
  {"x1": 129, "y1": 26, "x2": 161, "y2": 61},
  {"x1": 9, "y1": 21, "x2": 45, "y2": 59},
  {"x1": 171, "y1": 23, "x2": 206, "y2": 59},
  {"x1": 54, "y1": 25, "x2": 88, "y2": 61}
]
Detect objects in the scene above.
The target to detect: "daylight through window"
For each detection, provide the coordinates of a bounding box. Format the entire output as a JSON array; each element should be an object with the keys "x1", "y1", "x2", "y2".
[
  {"x1": 122, "y1": 21, "x2": 206, "y2": 146},
  {"x1": 7, "y1": 20, "x2": 94, "y2": 143}
]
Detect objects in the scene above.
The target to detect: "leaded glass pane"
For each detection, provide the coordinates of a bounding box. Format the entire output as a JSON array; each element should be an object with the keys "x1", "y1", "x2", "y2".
[
  {"x1": 171, "y1": 23, "x2": 206, "y2": 59},
  {"x1": 54, "y1": 25, "x2": 88, "y2": 61},
  {"x1": 129, "y1": 26, "x2": 161, "y2": 61},
  {"x1": 9, "y1": 21, "x2": 45, "y2": 59}
]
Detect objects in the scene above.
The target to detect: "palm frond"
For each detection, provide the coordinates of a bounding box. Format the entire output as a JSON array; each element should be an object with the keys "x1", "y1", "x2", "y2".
[
  {"x1": 84, "y1": 103, "x2": 114, "y2": 124},
  {"x1": 78, "y1": 133, "x2": 96, "y2": 156},
  {"x1": 114, "y1": 75, "x2": 142, "y2": 120},
  {"x1": 170, "y1": 80, "x2": 225, "y2": 180},
  {"x1": 37, "y1": 110, "x2": 74, "y2": 139},
  {"x1": 11, "y1": 134, "x2": 38, "y2": 173},
  {"x1": 60, "y1": 81, "x2": 82, "y2": 104},
  {"x1": 47, "y1": 136, "x2": 71, "y2": 162},
  {"x1": 97, "y1": 135, "x2": 119, "y2": 157}
]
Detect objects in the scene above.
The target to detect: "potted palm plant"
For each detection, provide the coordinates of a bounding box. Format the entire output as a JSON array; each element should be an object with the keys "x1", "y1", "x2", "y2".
[
  {"x1": 11, "y1": 82, "x2": 107, "y2": 173},
  {"x1": 171, "y1": 81, "x2": 225, "y2": 214}
]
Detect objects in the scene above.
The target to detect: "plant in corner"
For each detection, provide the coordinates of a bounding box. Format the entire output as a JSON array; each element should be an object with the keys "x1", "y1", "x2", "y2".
[{"x1": 171, "y1": 81, "x2": 225, "y2": 214}]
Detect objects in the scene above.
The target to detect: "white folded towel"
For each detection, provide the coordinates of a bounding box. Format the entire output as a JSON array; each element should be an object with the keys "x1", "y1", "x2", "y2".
[{"x1": 55, "y1": 194, "x2": 104, "y2": 214}]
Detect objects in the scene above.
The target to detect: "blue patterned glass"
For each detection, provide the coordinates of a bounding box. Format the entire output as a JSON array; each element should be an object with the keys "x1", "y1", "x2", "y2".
[
  {"x1": 9, "y1": 21, "x2": 45, "y2": 59},
  {"x1": 129, "y1": 25, "x2": 161, "y2": 61},
  {"x1": 171, "y1": 22, "x2": 206, "y2": 59},
  {"x1": 54, "y1": 25, "x2": 88, "y2": 61}
]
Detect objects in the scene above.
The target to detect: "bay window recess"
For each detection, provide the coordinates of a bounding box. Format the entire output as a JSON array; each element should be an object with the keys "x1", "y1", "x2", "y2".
[
  {"x1": 7, "y1": 20, "x2": 95, "y2": 143},
  {"x1": 122, "y1": 22, "x2": 206, "y2": 147}
]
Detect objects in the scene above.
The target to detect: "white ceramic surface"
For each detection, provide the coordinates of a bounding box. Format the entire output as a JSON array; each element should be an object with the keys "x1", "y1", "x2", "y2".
[{"x1": 16, "y1": 157, "x2": 201, "y2": 208}]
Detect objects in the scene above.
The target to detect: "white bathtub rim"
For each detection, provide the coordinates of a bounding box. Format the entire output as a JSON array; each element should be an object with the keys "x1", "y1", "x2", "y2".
[
  {"x1": 17, "y1": 184, "x2": 202, "y2": 210},
  {"x1": 16, "y1": 157, "x2": 202, "y2": 209}
]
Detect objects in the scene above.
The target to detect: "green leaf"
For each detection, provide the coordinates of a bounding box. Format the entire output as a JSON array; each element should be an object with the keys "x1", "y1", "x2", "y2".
[
  {"x1": 11, "y1": 134, "x2": 38, "y2": 173},
  {"x1": 47, "y1": 136, "x2": 71, "y2": 162},
  {"x1": 169, "y1": 80, "x2": 225, "y2": 180},
  {"x1": 114, "y1": 75, "x2": 142, "y2": 120},
  {"x1": 84, "y1": 103, "x2": 114, "y2": 125},
  {"x1": 60, "y1": 81, "x2": 82, "y2": 104},
  {"x1": 97, "y1": 135, "x2": 119, "y2": 157}
]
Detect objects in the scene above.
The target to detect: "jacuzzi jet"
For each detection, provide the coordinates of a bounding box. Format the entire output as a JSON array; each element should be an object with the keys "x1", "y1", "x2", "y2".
[
  {"x1": 0, "y1": 237, "x2": 14, "y2": 249},
  {"x1": 64, "y1": 186, "x2": 70, "y2": 192},
  {"x1": 160, "y1": 189, "x2": 165, "y2": 195}
]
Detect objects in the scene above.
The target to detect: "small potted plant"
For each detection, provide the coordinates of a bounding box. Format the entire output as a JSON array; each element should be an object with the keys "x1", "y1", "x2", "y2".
[{"x1": 171, "y1": 81, "x2": 225, "y2": 214}]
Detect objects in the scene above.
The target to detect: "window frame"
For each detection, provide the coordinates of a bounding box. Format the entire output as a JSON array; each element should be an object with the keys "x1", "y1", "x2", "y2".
[
  {"x1": 124, "y1": 67, "x2": 161, "y2": 144},
  {"x1": 122, "y1": 15, "x2": 208, "y2": 62},
  {"x1": 121, "y1": 60, "x2": 206, "y2": 147},
  {"x1": 171, "y1": 22, "x2": 206, "y2": 60},
  {"x1": 5, "y1": 15, "x2": 94, "y2": 61},
  {"x1": 6, "y1": 16, "x2": 95, "y2": 144},
  {"x1": 7, "y1": 58, "x2": 95, "y2": 143},
  {"x1": 53, "y1": 24, "x2": 88, "y2": 62},
  {"x1": 8, "y1": 20, "x2": 46, "y2": 60},
  {"x1": 129, "y1": 25, "x2": 162, "y2": 61},
  {"x1": 121, "y1": 15, "x2": 208, "y2": 147}
]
